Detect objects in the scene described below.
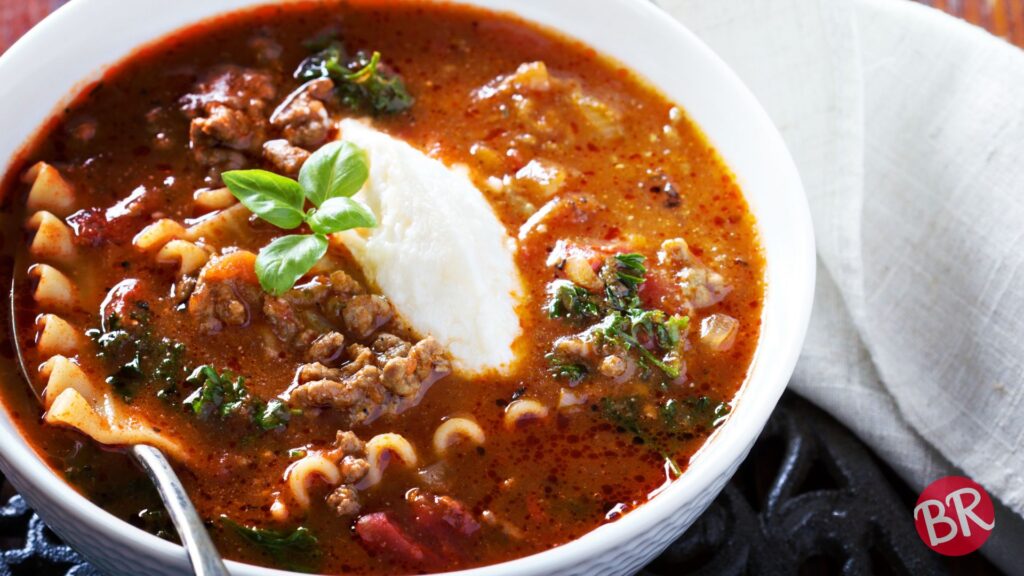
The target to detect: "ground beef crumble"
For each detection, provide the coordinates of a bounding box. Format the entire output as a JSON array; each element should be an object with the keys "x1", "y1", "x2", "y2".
[
  {"x1": 181, "y1": 66, "x2": 278, "y2": 170},
  {"x1": 270, "y1": 78, "x2": 335, "y2": 149},
  {"x1": 262, "y1": 138, "x2": 310, "y2": 175},
  {"x1": 188, "y1": 274, "x2": 263, "y2": 333},
  {"x1": 325, "y1": 431, "x2": 369, "y2": 518},
  {"x1": 186, "y1": 256, "x2": 452, "y2": 427}
]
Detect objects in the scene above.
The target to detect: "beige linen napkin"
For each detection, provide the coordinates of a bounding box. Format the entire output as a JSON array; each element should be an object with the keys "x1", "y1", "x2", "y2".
[{"x1": 660, "y1": 0, "x2": 1024, "y2": 571}]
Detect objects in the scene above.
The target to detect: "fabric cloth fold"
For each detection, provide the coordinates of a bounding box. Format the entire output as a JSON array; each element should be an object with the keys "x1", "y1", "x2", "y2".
[{"x1": 660, "y1": 0, "x2": 1024, "y2": 571}]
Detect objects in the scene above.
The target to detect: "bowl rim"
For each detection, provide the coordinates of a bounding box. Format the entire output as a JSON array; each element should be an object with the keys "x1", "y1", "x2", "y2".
[{"x1": 0, "y1": 0, "x2": 815, "y2": 575}]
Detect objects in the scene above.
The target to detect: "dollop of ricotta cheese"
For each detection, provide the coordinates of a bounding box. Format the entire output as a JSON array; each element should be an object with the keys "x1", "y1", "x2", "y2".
[{"x1": 334, "y1": 119, "x2": 523, "y2": 375}]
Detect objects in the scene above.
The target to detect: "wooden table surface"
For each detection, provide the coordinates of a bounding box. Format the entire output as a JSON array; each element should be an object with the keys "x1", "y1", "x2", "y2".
[{"x1": 2, "y1": 0, "x2": 1023, "y2": 53}]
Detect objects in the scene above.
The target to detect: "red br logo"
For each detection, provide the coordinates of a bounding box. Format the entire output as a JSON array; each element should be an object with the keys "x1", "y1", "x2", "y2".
[{"x1": 914, "y1": 476, "x2": 995, "y2": 556}]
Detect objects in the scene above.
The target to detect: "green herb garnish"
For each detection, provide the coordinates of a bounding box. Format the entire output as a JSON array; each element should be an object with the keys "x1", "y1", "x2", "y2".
[
  {"x1": 222, "y1": 140, "x2": 376, "y2": 296},
  {"x1": 183, "y1": 365, "x2": 291, "y2": 432},
  {"x1": 546, "y1": 279, "x2": 600, "y2": 322},
  {"x1": 254, "y1": 399, "x2": 292, "y2": 431},
  {"x1": 602, "y1": 253, "x2": 646, "y2": 311},
  {"x1": 545, "y1": 352, "x2": 589, "y2": 386},
  {"x1": 296, "y1": 41, "x2": 413, "y2": 115},
  {"x1": 183, "y1": 365, "x2": 250, "y2": 420},
  {"x1": 590, "y1": 311, "x2": 683, "y2": 380},
  {"x1": 221, "y1": 516, "x2": 319, "y2": 572},
  {"x1": 86, "y1": 308, "x2": 188, "y2": 398},
  {"x1": 544, "y1": 251, "x2": 689, "y2": 383},
  {"x1": 600, "y1": 396, "x2": 682, "y2": 476},
  {"x1": 152, "y1": 339, "x2": 187, "y2": 391},
  {"x1": 600, "y1": 395, "x2": 731, "y2": 476},
  {"x1": 661, "y1": 396, "x2": 731, "y2": 431}
]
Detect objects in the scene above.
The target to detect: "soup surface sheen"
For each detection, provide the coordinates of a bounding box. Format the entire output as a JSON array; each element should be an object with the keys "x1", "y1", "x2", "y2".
[{"x1": 1, "y1": 1, "x2": 764, "y2": 573}]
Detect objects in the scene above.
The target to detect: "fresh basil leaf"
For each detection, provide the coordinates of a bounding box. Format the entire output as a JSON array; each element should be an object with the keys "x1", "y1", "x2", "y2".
[
  {"x1": 255, "y1": 234, "x2": 328, "y2": 296},
  {"x1": 307, "y1": 197, "x2": 376, "y2": 235},
  {"x1": 298, "y1": 141, "x2": 369, "y2": 207},
  {"x1": 222, "y1": 170, "x2": 306, "y2": 229}
]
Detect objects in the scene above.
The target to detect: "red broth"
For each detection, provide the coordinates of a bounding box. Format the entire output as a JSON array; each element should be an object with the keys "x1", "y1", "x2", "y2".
[{"x1": 1, "y1": 1, "x2": 764, "y2": 573}]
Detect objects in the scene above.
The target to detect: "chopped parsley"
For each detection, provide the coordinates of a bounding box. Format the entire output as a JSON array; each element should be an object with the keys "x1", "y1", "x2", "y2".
[
  {"x1": 254, "y1": 399, "x2": 293, "y2": 431},
  {"x1": 600, "y1": 395, "x2": 731, "y2": 476},
  {"x1": 591, "y1": 311, "x2": 680, "y2": 379},
  {"x1": 545, "y1": 353, "x2": 588, "y2": 386},
  {"x1": 183, "y1": 365, "x2": 251, "y2": 420},
  {"x1": 183, "y1": 365, "x2": 292, "y2": 432},
  {"x1": 85, "y1": 308, "x2": 188, "y2": 399},
  {"x1": 546, "y1": 279, "x2": 600, "y2": 322},
  {"x1": 296, "y1": 39, "x2": 413, "y2": 115},
  {"x1": 544, "y1": 253, "x2": 689, "y2": 383},
  {"x1": 86, "y1": 302, "x2": 291, "y2": 432},
  {"x1": 602, "y1": 253, "x2": 646, "y2": 311},
  {"x1": 661, "y1": 396, "x2": 732, "y2": 431}
]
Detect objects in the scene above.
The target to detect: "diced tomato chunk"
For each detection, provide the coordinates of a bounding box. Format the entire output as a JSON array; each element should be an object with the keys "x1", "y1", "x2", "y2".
[
  {"x1": 355, "y1": 512, "x2": 434, "y2": 565},
  {"x1": 356, "y1": 492, "x2": 482, "y2": 569},
  {"x1": 639, "y1": 269, "x2": 683, "y2": 311},
  {"x1": 409, "y1": 490, "x2": 480, "y2": 537},
  {"x1": 67, "y1": 208, "x2": 146, "y2": 246},
  {"x1": 100, "y1": 279, "x2": 145, "y2": 320}
]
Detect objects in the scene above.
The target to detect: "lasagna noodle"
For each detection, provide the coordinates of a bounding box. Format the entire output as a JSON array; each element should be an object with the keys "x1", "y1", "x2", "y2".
[{"x1": 23, "y1": 163, "x2": 189, "y2": 462}]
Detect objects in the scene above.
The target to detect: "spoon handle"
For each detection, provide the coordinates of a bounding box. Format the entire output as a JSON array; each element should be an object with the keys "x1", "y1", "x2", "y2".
[{"x1": 131, "y1": 444, "x2": 230, "y2": 576}]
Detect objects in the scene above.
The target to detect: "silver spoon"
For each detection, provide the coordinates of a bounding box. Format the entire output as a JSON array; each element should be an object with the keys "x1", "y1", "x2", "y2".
[
  {"x1": 131, "y1": 444, "x2": 230, "y2": 576},
  {"x1": 9, "y1": 283, "x2": 230, "y2": 576}
]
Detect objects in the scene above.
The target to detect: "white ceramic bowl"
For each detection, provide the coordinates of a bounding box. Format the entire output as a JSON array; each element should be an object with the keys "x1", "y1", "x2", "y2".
[{"x1": 0, "y1": 1, "x2": 815, "y2": 574}]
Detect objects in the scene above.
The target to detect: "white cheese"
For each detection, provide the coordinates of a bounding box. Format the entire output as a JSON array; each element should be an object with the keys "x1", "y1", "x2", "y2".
[{"x1": 334, "y1": 119, "x2": 523, "y2": 375}]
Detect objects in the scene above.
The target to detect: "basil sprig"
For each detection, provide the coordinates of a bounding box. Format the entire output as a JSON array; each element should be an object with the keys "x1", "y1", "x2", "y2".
[{"x1": 222, "y1": 140, "x2": 375, "y2": 296}]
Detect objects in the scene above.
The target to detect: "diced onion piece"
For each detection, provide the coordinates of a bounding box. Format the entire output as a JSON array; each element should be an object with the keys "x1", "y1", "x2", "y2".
[
  {"x1": 503, "y1": 399, "x2": 549, "y2": 429},
  {"x1": 514, "y1": 159, "x2": 566, "y2": 198},
  {"x1": 700, "y1": 313, "x2": 739, "y2": 352},
  {"x1": 571, "y1": 91, "x2": 623, "y2": 141},
  {"x1": 133, "y1": 219, "x2": 186, "y2": 251},
  {"x1": 563, "y1": 255, "x2": 602, "y2": 292},
  {"x1": 658, "y1": 238, "x2": 696, "y2": 266},
  {"x1": 270, "y1": 497, "x2": 289, "y2": 522},
  {"x1": 469, "y1": 143, "x2": 504, "y2": 172},
  {"x1": 558, "y1": 388, "x2": 588, "y2": 410},
  {"x1": 503, "y1": 61, "x2": 551, "y2": 92},
  {"x1": 432, "y1": 417, "x2": 486, "y2": 455},
  {"x1": 418, "y1": 461, "x2": 448, "y2": 489}
]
